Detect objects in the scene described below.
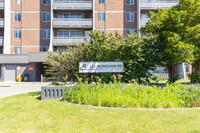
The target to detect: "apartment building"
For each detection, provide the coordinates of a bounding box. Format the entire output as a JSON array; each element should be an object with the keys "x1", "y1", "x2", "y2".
[{"x1": 0, "y1": 0, "x2": 182, "y2": 82}]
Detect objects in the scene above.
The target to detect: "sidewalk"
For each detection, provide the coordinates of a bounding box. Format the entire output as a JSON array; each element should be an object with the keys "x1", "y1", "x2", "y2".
[{"x1": 0, "y1": 82, "x2": 51, "y2": 98}]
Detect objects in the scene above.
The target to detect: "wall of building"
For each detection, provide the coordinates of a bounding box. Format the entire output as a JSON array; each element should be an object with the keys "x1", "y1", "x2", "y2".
[
  {"x1": 95, "y1": 0, "x2": 137, "y2": 34},
  {"x1": 10, "y1": 0, "x2": 50, "y2": 54}
]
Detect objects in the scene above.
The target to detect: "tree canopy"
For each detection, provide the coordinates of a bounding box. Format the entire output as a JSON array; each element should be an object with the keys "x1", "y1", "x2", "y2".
[{"x1": 141, "y1": 0, "x2": 200, "y2": 75}]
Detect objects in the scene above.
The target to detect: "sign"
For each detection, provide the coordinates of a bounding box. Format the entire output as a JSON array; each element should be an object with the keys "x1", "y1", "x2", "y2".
[
  {"x1": 79, "y1": 62, "x2": 124, "y2": 73},
  {"x1": 29, "y1": 67, "x2": 34, "y2": 71}
]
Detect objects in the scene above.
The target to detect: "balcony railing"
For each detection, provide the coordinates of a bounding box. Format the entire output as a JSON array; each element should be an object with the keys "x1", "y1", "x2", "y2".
[
  {"x1": 0, "y1": 0, "x2": 4, "y2": 9},
  {"x1": 140, "y1": 0, "x2": 179, "y2": 9},
  {"x1": 53, "y1": 18, "x2": 93, "y2": 28},
  {"x1": 0, "y1": 36, "x2": 3, "y2": 46},
  {"x1": 53, "y1": 37, "x2": 90, "y2": 46},
  {"x1": 0, "y1": 18, "x2": 4, "y2": 27},
  {"x1": 53, "y1": 0, "x2": 93, "y2": 10}
]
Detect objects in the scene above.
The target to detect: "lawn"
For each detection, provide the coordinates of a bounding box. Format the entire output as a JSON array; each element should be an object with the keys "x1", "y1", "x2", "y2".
[{"x1": 0, "y1": 92, "x2": 200, "y2": 132}]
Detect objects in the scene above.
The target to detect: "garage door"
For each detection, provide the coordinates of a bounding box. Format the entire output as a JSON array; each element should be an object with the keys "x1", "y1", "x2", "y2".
[{"x1": 5, "y1": 65, "x2": 16, "y2": 82}]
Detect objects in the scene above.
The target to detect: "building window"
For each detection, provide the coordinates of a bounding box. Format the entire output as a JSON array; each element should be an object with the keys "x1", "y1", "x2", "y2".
[
  {"x1": 126, "y1": 0, "x2": 134, "y2": 5},
  {"x1": 43, "y1": 0, "x2": 50, "y2": 5},
  {"x1": 185, "y1": 64, "x2": 190, "y2": 73},
  {"x1": 40, "y1": 46, "x2": 49, "y2": 52},
  {"x1": 14, "y1": 29, "x2": 21, "y2": 39},
  {"x1": 57, "y1": 31, "x2": 82, "y2": 38},
  {"x1": 42, "y1": 12, "x2": 50, "y2": 22},
  {"x1": 97, "y1": 29, "x2": 106, "y2": 34},
  {"x1": 14, "y1": 12, "x2": 21, "y2": 22},
  {"x1": 14, "y1": 0, "x2": 21, "y2": 4},
  {"x1": 14, "y1": 47, "x2": 22, "y2": 54},
  {"x1": 126, "y1": 30, "x2": 134, "y2": 35},
  {"x1": 43, "y1": 29, "x2": 50, "y2": 39},
  {"x1": 126, "y1": 12, "x2": 134, "y2": 22},
  {"x1": 57, "y1": 13, "x2": 82, "y2": 19},
  {"x1": 98, "y1": 12, "x2": 105, "y2": 22},
  {"x1": 98, "y1": 0, "x2": 105, "y2": 5}
]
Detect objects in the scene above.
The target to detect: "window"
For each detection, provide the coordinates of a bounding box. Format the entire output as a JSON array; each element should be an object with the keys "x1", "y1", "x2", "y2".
[
  {"x1": 14, "y1": 0, "x2": 21, "y2": 4},
  {"x1": 43, "y1": 29, "x2": 50, "y2": 39},
  {"x1": 14, "y1": 29, "x2": 21, "y2": 39},
  {"x1": 126, "y1": 30, "x2": 134, "y2": 35},
  {"x1": 185, "y1": 64, "x2": 190, "y2": 73},
  {"x1": 42, "y1": 12, "x2": 50, "y2": 22},
  {"x1": 14, "y1": 12, "x2": 21, "y2": 22},
  {"x1": 98, "y1": 12, "x2": 105, "y2": 22},
  {"x1": 57, "y1": 31, "x2": 82, "y2": 38},
  {"x1": 57, "y1": 13, "x2": 82, "y2": 19},
  {"x1": 126, "y1": 0, "x2": 134, "y2": 5},
  {"x1": 43, "y1": 0, "x2": 50, "y2": 5},
  {"x1": 126, "y1": 12, "x2": 134, "y2": 22},
  {"x1": 40, "y1": 46, "x2": 49, "y2": 52},
  {"x1": 97, "y1": 29, "x2": 106, "y2": 34},
  {"x1": 98, "y1": 0, "x2": 105, "y2": 5},
  {"x1": 14, "y1": 47, "x2": 21, "y2": 54}
]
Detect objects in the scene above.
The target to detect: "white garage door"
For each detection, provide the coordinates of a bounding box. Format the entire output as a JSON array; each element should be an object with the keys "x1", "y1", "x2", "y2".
[{"x1": 5, "y1": 65, "x2": 16, "y2": 82}]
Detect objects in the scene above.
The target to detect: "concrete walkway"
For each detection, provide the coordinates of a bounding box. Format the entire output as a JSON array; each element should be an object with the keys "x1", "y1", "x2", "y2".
[{"x1": 0, "y1": 82, "x2": 50, "y2": 98}]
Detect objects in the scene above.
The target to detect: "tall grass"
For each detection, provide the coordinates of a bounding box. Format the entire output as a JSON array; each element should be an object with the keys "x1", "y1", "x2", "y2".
[{"x1": 63, "y1": 82, "x2": 200, "y2": 108}]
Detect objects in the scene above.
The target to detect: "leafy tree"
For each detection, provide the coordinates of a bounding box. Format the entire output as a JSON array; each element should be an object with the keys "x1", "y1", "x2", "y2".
[
  {"x1": 141, "y1": 0, "x2": 200, "y2": 78},
  {"x1": 45, "y1": 31, "x2": 161, "y2": 84}
]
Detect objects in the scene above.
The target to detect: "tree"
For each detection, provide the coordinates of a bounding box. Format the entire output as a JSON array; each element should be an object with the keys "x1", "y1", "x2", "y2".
[
  {"x1": 45, "y1": 31, "x2": 161, "y2": 84},
  {"x1": 141, "y1": 0, "x2": 200, "y2": 78}
]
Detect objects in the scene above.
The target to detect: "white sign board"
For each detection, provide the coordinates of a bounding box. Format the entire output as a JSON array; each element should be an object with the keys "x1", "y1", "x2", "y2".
[{"x1": 79, "y1": 62, "x2": 124, "y2": 73}]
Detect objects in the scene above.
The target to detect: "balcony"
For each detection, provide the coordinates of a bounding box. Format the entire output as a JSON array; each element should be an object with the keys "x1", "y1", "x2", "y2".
[
  {"x1": 53, "y1": 18, "x2": 93, "y2": 28},
  {"x1": 0, "y1": 18, "x2": 4, "y2": 27},
  {"x1": 0, "y1": 36, "x2": 3, "y2": 47},
  {"x1": 53, "y1": 37, "x2": 89, "y2": 46},
  {"x1": 140, "y1": 18, "x2": 150, "y2": 28},
  {"x1": 140, "y1": 0, "x2": 179, "y2": 10},
  {"x1": 53, "y1": 0, "x2": 93, "y2": 10},
  {"x1": 0, "y1": 0, "x2": 4, "y2": 9}
]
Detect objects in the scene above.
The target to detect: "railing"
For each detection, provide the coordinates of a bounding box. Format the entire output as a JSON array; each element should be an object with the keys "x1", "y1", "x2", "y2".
[
  {"x1": 152, "y1": 73, "x2": 169, "y2": 79},
  {"x1": 53, "y1": 18, "x2": 92, "y2": 21},
  {"x1": 54, "y1": 36, "x2": 90, "y2": 40},
  {"x1": 0, "y1": 18, "x2": 4, "y2": 21},
  {"x1": 0, "y1": 0, "x2": 4, "y2": 3},
  {"x1": 54, "y1": 0, "x2": 92, "y2": 3},
  {"x1": 141, "y1": 0, "x2": 179, "y2": 3}
]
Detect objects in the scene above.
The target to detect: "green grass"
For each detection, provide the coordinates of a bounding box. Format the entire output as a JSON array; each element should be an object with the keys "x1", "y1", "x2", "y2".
[{"x1": 0, "y1": 92, "x2": 200, "y2": 132}]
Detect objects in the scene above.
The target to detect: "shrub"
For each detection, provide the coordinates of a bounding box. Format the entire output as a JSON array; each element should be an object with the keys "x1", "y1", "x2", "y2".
[
  {"x1": 45, "y1": 31, "x2": 161, "y2": 84},
  {"x1": 63, "y1": 82, "x2": 200, "y2": 108},
  {"x1": 188, "y1": 73, "x2": 200, "y2": 83},
  {"x1": 151, "y1": 75, "x2": 160, "y2": 83},
  {"x1": 168, "y1": 74, "x2": 178, "y2": 83}
]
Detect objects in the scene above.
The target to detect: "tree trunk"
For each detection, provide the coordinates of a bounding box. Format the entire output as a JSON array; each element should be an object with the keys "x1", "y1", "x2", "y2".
[{"x1": 167, "y1": 63, "x2": 176, "y2": 79}]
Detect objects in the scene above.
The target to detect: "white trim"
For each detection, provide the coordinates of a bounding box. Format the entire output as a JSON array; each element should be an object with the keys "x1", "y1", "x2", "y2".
[
  {"x1": 93, "y1": 0, "x2": 95, "y2": 30},
  {"x1": 97, "y1": 28, "x2": 137, "y2": 30},
  {"x1": 11, "y1": 28, "x2": 49, "y2": 30},
  {"x1": 95, "y1": 11, "x2": 137, "y2": 13},
  {"x1": 137, "y1": 0, "x2": 141, "y2": 34},
  {"x1": 49, "y1": 0, "x2": 53, "y2": 52},
  {"x1": 4, "y1": 0, "x2": 11, "y2": 54},
  {"x1": 11, "y1": 11, "x2": 42, "y2": 13},
  {"x1": 11, "y1": 45, "x2": 49, "y2": 48}
]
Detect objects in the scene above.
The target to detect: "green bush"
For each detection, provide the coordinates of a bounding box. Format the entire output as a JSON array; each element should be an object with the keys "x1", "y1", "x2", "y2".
[
  {"x1": 151, "y1": 75, "x2": 159, "y2": 83},
  {"x1": 63, "y1": 82, "x2": 200, "y2": 108},
  {"x1": 188, "y1": 73, "x2": 200, "y2": 83},
  {"x1": 45, "y1": 31, "x2": 162, "y2": 84},
  {"x1": 168, "y1": 74, "x2": 178, "y2": 83}
]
